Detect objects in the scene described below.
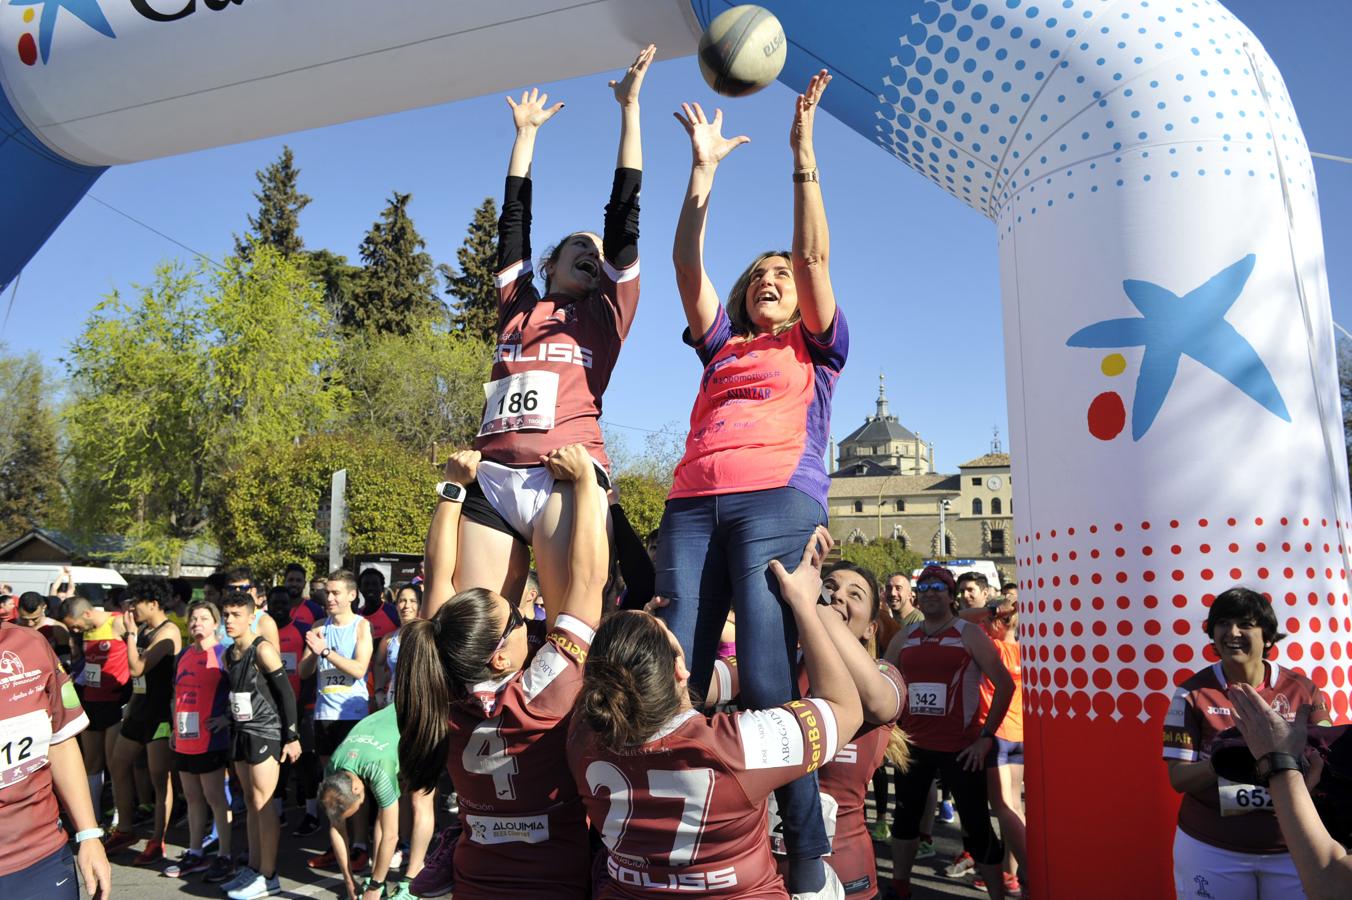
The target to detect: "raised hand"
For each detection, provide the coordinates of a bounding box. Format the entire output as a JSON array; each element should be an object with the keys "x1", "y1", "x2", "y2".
[
  {"x1": 611, "y1": 44, "x2": 656, "y2": 107},
  {"x1": 674, "y1": 102, "x2": 750, "y2": 168},
  {"x1": 507, "y1": 87, "x2": 564, "y2": 131},
  {"x1": 790, "y1": 69, "x2": 831, "y2": 160}
]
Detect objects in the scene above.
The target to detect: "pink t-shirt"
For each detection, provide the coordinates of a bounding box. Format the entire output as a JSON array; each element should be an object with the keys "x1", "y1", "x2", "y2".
[{"x1": 669, "y1": 307, "x2": 848, "y2": 509}]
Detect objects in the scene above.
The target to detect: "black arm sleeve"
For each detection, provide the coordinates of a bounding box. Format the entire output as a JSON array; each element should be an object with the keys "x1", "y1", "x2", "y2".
[
  {"x1": 497, "y1": 175, "x2": 533, "y2": 272},
  {"x1": 602, "y1": 168, "x2": 642, "y2": 270},
  {"x1": 263, "y1": 667, "x2": 299, "y2": 742},
  {"x1": 613, "y1": 503, "x2": 656, "y2": 611}
]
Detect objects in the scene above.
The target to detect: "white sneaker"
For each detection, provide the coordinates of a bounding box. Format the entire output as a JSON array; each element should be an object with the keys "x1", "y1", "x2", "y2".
[
  {"x1": 390, "y1": 848, "x2": 404, "y2": 870},
  {"x1": 790, "y1": 864, "x2": 844, "y2": 900},
  {"x1": 221, "y1": 866, "x2": 258, "y2": 893},
  {"x1": 227, "y1": 873, "x2": 280, "y2": 900}
]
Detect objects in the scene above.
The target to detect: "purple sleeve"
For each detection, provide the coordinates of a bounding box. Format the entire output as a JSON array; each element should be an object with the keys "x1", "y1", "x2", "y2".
[
  {"x1": 683, "y1": 306, "x2": 733, "y2": 367},
  {"x1": 800, "y1": 306, "x2": 848, "y2": 372}
]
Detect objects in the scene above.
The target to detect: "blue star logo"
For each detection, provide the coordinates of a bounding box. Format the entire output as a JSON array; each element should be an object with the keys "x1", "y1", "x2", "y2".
[
  {"x1": 1066, "y1": 253, "x2": 1290, "y2": 440},
  {"x1": 11, "y1": 0, "x2": 116, "y2": 65}
]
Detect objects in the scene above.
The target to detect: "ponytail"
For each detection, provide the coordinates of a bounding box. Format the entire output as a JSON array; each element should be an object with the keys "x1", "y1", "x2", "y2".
[
  {"x1": 395, "y1": 588, "x2": 502, "y2": 792},
  {"x1": 579, "y1": 611, "x2": 685, "y2": 752},
  {"x1": 884, "y1": 725, "x2": 912, "y2": 771}
]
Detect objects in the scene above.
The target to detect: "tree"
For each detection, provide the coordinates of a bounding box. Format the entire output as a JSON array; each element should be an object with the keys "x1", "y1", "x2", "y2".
[
  {"x1": 604, "y1": 421, "x2": 685, "y2": 544},
  {"x1": 235, "y1": 146, "x2": 311, "y2": 259},
  {"x1": 216, "y1": 431, "x2": 435, "y2": 580},
  {"x1": 0, "y1": 349, "x2": 66, "y2": 541},
  {"x1": 63, "y1": 249, "x2": 345, "y2": 573},
  {"x1": 339, "y1": 325, "x2": 491, "y2": 454},
  {"x1": 338, "y1": 192, "x2": 442, "y2": 335},
  {"x1": 840, "y1": 538, "x2": 924, "y2": 583},
  {"x1": 303, "y1": 248, "x2": 362, "y2": 317},
  {"x1": 613, "y1": 473, "x2": 666, "y2": 544},
  {"x1": 438, "y1": 197, "x2": 499, "y2": 343}
]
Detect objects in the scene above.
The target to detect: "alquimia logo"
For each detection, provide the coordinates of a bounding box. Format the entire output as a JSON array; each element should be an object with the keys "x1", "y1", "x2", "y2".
[{"x1": 11, "y1": 0, "x2": 115, "y2": 66}]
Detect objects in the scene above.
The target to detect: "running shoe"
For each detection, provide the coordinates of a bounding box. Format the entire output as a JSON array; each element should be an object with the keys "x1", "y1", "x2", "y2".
[
  {"x1": 386, "y1": 881, "x2": 415, "y2": 900},
  {"x1": 221, "y1": 866, "x2": 259, "y2": 893},
  {"x1": 410, "y1": 824, "x2": 459, "y2": 898},
  {"x1": 389, "y1": 840, "x2": 408, "y2": 871},
  {"x1": 203, "y1": 856, "x2": 236, "y2": 884},
  {"x1": 350, "y1": 847, "x2": 370, "y2": 873},
  {"x1": 103, "y1": 830, "x2": 140, "y2": 854},
  {"x1": 914, "y1": 839, "x2": 936, "y2": 860},
  {"x1": 227, "y1": 872, "x2": 280, "y2": 900},
  {"x1": 937, "y1": 799, "x2": 955, "y2": 823},
  {"x1": 973, "y1": 873, "x2": 1022, "y2": 897},
  {"x1": 132, "y1": 840, "x2": 164, "y2": 866},
  {"x1": 870, "y1": 820, "x2": 891, "y2": 841},
  {"x1": 163, "y1": 851, "x2": 210, "y2": 878},
  {"x1": 292, "y1": 814, "x2": 323, "y2": 837},
  {"x1": 306, "y1": 850, "x2": 337, "y2": 870},
  {"x1": 943, "y1": 851, "x2": 975, "y2": 878}
]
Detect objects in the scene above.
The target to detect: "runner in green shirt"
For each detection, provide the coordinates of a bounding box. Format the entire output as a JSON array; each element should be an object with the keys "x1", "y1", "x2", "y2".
[{"x1": 320, "y1": 706, "x2": 432, "y2": 900}]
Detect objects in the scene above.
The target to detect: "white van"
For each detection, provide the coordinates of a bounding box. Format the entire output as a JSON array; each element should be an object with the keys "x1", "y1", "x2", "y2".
[
  {"x1": 0, "y1": 563, "x2": 128, "y2": 609},
  {"x1": 913, "y1": 559, "x2": 1004, "y2": 591}
]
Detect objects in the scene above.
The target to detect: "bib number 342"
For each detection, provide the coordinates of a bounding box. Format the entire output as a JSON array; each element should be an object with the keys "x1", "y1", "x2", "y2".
[{"x1": 479, "y1": 371, "x2": 559, "y2": 437}]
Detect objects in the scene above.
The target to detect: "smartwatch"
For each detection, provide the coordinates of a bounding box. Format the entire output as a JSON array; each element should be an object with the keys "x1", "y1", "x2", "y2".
[
  {"x1": 435, "y1": 481, "x2": 467, "y2": 503},
  {"x1": 321, "y1": 648, "x2": 331, "y2": 660}
]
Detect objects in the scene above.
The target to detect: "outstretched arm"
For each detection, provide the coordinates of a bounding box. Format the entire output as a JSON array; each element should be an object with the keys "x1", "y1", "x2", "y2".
[
  {"x1": 506, "y1": 87, "x2": 563, "y2": 180},
  {"x1": 790, "y1": 70, "x2": 837, "y2": 337},
  {"x1": 672, "y1": 103, "x2": 750, "y2": 339},
  {"x1": 611, "y1": 44, "x2": 655, "y2": 171},
  {"x1": 541, "y1": 445, "x2": 608, "y2": 628},
  {"x1": 423, "y1": 451, "x2": 479, "y2": 617}
]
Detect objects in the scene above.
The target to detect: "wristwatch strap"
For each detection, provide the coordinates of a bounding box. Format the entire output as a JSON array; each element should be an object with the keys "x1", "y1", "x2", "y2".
[
  {"x1": 74, "y1": 827, "x2": 104, "y2": 843},
  {"x1": 1254, "y1": 751, "x2": 1303, "y2": 784}
]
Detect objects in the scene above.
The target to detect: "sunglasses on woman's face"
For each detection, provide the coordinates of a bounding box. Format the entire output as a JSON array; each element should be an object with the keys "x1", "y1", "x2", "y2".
[
  {"x1": 914, "y1": 582, "x2": 950, "y2": 593},
  {"x1": 493, "y1": 601, "x2": 526, "y2": 655}
]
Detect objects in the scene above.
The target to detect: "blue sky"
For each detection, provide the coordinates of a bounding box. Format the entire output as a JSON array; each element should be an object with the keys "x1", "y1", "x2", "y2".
[{"x1": 3, "y1": 0, "x2": 1349, "y2": 472}]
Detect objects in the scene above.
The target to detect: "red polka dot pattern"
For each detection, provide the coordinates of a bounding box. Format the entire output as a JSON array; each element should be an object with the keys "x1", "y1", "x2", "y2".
[{"x1": 1016, "y1": 515, "x2": 1352, "y2": 723}]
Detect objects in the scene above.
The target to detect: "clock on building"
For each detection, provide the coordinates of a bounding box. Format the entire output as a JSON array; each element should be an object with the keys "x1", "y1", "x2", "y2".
[{"x1": 987, "y1": 476, "x2": 1003, "y2": 491}]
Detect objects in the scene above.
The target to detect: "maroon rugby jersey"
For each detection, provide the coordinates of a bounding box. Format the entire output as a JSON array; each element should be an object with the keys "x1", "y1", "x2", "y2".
[
  {"x1": 1163, "y1": 661, "x2": 1329, "y2": 854},
  {"x1": 569, "y1": 698, "x2": 839, "y2": 898},
  {"x1": 446, "y1": 613, "x2": 594, "y2": 899},
  {"x1": 0, "y1": 623, "x2": 89, "y2": 875}
]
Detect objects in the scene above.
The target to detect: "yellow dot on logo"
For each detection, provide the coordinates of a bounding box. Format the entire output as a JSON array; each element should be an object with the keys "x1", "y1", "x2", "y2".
[
  {"x1": 23, "y1": 8, "x2": 35, "y2": 22},
  {"x1": 1101, "y1": 353, "x2": 1127, "y2": 377}
]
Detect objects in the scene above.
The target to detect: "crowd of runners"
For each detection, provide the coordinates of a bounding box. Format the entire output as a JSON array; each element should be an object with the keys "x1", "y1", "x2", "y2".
[{"x1": 1, "y1": 46, "x2": 1349, "y2": 900}]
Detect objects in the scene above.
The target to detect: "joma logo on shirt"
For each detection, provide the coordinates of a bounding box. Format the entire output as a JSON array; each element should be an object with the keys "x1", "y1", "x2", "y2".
[{"x1": 495, "y1": 342, "x2": 593, "y2": 369}]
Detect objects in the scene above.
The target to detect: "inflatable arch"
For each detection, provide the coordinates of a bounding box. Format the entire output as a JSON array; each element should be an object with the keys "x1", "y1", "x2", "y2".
[{"x1": 3, "y1": 1, "x2": 1348, "y2": 895}]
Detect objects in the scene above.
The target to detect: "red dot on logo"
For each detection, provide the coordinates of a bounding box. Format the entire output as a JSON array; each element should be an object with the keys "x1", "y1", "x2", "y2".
[
  {"x1": 1172, "y1": 569, "x2": 1185, "y2": 581},
  {"x1": 1230, "y1": 568, "x2": 1242, "y2": 580},
  {"x1": 1087, "y1": 392, "x2": 1126, "y2": 440},
  {"x1": 18, "y1": 33, "x2": 37, "y2": 66}
]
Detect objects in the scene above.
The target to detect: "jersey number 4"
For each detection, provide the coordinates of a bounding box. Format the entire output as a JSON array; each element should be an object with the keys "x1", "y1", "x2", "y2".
[
  {"x1": 586, "y1": 763, "x2": 715, "y2": 866},
  {"x1": 463, "y1": 715, "x2": 519, "y2": 800}
]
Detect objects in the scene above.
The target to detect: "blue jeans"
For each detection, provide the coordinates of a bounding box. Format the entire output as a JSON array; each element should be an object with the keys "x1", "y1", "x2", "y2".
[{"x1": 655, "y1": 486, "x2": 830, "y2": 860}]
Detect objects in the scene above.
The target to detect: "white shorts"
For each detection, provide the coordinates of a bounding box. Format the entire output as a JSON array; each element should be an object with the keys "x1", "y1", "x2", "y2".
[
  {"x1": 1172, "y1": 827, "x2": 1304, "y2": 900},
  {"x1": 476, "y1": 459, "x2": 609, "y2": 544}
]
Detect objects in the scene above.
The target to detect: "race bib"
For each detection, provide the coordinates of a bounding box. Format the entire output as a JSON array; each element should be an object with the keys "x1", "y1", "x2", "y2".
[
  {"x1": 909, "y1": 682, "x2": 948, "y2": 716},
  {"x1": 0, "y1": 710, "x2": 54, "y2": 788},
  {"x1": 478, "y1": 371, "x2": 559, "y2": 436},
  {"x1": 1217, "y1": 778, "x2": 1275, "y2": 816},
  {"x1": 464, "y1": 813, "x2": 550, "y2": 845},
  {"x1": 768, "y1": 791, "x2": 838, "y2": 856},
  {"x1": 132, "y1": 675, "x2": 147, "y2": 695},
  {"x1": 82, "y1": 662, "x2": 102, "y2": 688},
  {"x1": 280, "y1": 652, "x2": 298, "y2": 674},
  {"x1": 176, "y1": 711, "x2": 200, "y2": 741},
  {"x1": 321, "y1": 671, "x2": 356, "y2": 694},
  {"x1": 230, "y1": 692, "x2": 254, "y2": 722}
]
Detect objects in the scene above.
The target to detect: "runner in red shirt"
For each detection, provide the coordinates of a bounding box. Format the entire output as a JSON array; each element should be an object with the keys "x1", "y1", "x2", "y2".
[
  {"x1": 569, "y1": 529, "x2": 861, "y2": 899},
  {"x1": 456, "y1": 46, "x2": 654, "y2": 620},
  {"x1": 398, "y1": 443, "x2": 607, "y2": 899},
  {"x1": 0, "y1": 622, "x2": 110, "y2": 900},
  {"x1": 1163, "y1": 587, "x2": 1331, "y2": 899},
  {"x1": 60, "y1": 594, "x2": 132, "y2": 827},
  {"x1": 974, "y1": 600, "x2": 1025, "y2": 898}
]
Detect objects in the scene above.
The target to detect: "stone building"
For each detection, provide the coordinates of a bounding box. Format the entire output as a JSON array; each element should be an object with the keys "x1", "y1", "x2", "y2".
[{"x1": 826, "y1": 377, "x2": 1016, "y2": 570}]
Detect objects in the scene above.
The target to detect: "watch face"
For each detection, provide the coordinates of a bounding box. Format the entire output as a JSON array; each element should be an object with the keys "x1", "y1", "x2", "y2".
[{"x1": 987, "y1": 475, "x2": 1003, "y2": 491}]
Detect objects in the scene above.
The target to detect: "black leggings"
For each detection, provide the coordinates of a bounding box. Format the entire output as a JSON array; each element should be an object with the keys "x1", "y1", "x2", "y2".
[
  {"x1": 871, "y1": 764, "x2": 890, "y2": 822},
  {"x1": 892, "y1": 746, "x2": 1003, "y2": 865}
]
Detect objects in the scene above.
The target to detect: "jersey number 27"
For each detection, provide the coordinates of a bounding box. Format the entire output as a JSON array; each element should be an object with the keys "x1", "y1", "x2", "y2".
[{"x1": 586, "y1": 763, "x2": 715, "y2": 866}]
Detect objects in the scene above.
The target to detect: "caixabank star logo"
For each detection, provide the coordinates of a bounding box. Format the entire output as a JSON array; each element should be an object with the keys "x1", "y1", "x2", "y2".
[{"x1": 11, "y1": 0, "x2": 116, "y2": 66}]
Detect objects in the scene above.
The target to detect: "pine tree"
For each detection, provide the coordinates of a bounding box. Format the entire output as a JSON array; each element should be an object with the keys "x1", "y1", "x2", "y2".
[
  {"x1": 339, "y1": 192, "x2": 443, "y2": 335},
  {"x1": 438, "y1": 197, "x2": 499, "y2": 344},
  {"x1": 0, "y1": 356, "x2": 66, "y2": 542},
  {"x1": 235, "y1": 146, "x2": 311, "y2": 259}
]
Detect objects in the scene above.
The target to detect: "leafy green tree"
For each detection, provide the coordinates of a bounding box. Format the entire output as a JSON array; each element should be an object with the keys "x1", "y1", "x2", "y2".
[
  {"x1": 303, "y1": 248, "x2": 362, "y2": 315},
  {"x1": 438, "y1": 197, "x2": 499, "y2": 343},
  {"x1": 63, "y1": 249, "x2": 344, "y2": 574},
  {"x1": 339, "y1": 326, "x2": 490, "y2": 454},
  {"x1": 0, "y1": 350, "x2": 66, "y2": 541},
  {"x1": 235, "y1": 146, "x2": 311, "y2": 259},
  {"x1": 613, "y1": 473, "x2": 666, "y2": 544},
  {"x1": 840, "y1": 538, "x2": 924, "y2": 583},
  {"x1": 338, "y1": 192, "x2": 442, "y2": 335},
  {"x1": 216, "y1": 431, "x2": 435, "y2": 579}
]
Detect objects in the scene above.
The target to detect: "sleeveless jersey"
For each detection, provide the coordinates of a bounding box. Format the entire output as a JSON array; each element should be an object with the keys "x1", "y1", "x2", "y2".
[
  {"x1": 894, "y1": 618, "x2": 985, "y2": 752},
  {"x1": 0, "y1": 624, "x2": 90, "y2": 877},
  {"x1": 128, "y1": 620, "x2": 176, "y2": 722},
  {"x1": 569, "y1": 698, "x2": 840, "y2": 899},
  {"x1": 315, "y1": 617, "x2": 368, "y2": 721},
  {"x1": 446, "y1": 614, "x2": 594, "y2": 899},
  {"x1": 1163, "y1": 661, "x2": 1329, "y2": 854},
  {"x1": 384, "y1": 630, "x2": 402, "y2": 705},
  {"x1": 978, "y1": 638, "x2": 1023, "y2": 742},
  {"x1": 173, "y1": 643, "x2": 230, "y2": 755},
  {"x1": 77, "y1": 617, "x2": 130, "y2": 702},
  {"x1": 226, "y1": 640, "x2": 282, "y2": 740}
]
